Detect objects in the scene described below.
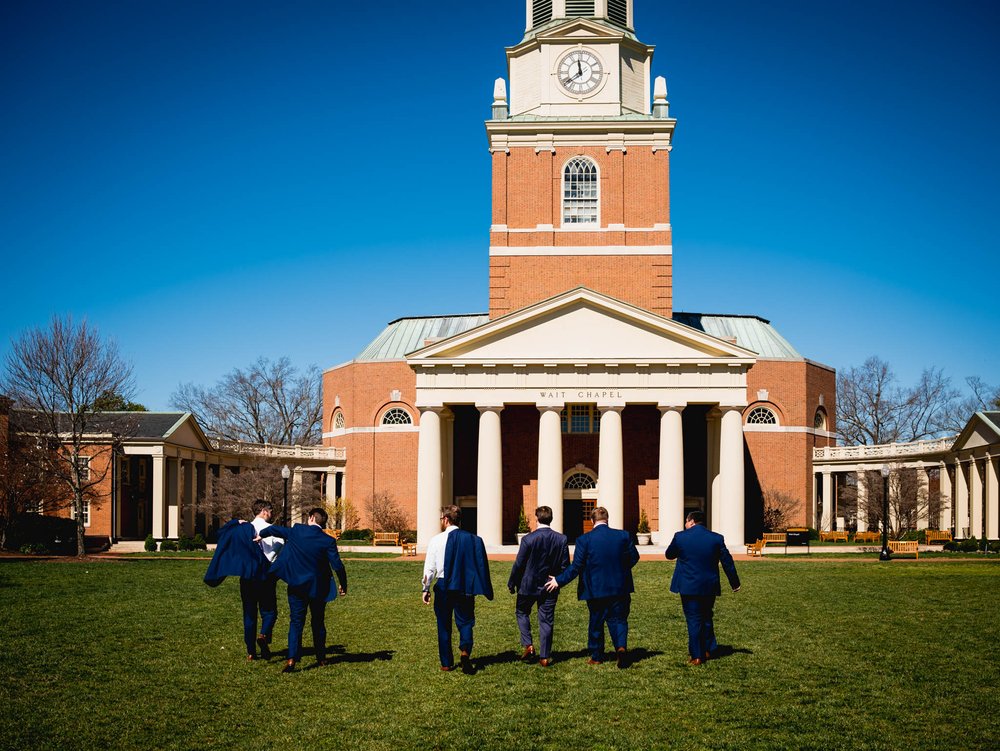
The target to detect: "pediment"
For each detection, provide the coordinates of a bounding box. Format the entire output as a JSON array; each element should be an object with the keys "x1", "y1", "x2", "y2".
[
  {"x1": 408, "y1": 288, "x2": 756, "y2": 364},
  {"x1": 953, "y1": 413, "x2": 1000, "y2": 452},
  {"x1": 163, "y1": 414, "x2": 214, "y2": 451},
  {"x1": 536, "y1": 19, "x2": 625, "y2": 42}
]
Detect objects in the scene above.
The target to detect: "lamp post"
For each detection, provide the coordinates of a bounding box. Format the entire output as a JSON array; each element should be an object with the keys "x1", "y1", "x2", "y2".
[
  {"x1": 879, "y1": 464, "x2": 892, "y2": 561},
  {"x1": 281, "y1": 464, "x2": 290, "y2": 525}
]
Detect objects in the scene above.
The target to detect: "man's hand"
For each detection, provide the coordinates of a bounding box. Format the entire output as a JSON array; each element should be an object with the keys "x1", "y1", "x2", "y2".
[
  {"x1": 508, "y1": 586, "x2": 516, "y2": 596},
  {"x1": 252, "y1": 535, "x2": 262, "y2": 543},
  {"x1": 422, "y1": 590, "x2": 432, "y2": 605},
  {"x1": 544, "y1": 576, "x2": 560, "y2": 593},
  {"x1": 339, "y1": 586, "x2": 347, "y2": 596}
]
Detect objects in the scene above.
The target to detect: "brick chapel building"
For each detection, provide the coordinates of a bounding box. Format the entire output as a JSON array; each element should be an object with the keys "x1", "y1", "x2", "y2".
[{"x1": 322, "y1": 0, "x2": 837, "y2": 549}]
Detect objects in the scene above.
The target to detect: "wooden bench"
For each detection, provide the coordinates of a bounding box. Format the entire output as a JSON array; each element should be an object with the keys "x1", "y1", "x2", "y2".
[
  {"x1": 925, "y1": 530, "x2": 952, "y2": 545},
  {"x1": 888, "y1": 540, "x2": 919, "y2": 559},
  {"x1": 401, "y1": 541, "x2": 417, "y2": 557},
  {"x1": 853, "y1": 531, "x2": 880, "y2": 544},
  {"x1": 373, "y1": 532, "x2": 400, "y2": 547},
  {"x1": 323, "y1": 529, "x2": 342, "y2": 540},
  {"x1": 762, "y1": 532, "x2": 787, "y2": 552},
  {"x1": 746, "y1": 539, "x2": 766, "y2": 557},
  {"x1": 819, "y1": 530, "x2": 849, "y2": 543}
]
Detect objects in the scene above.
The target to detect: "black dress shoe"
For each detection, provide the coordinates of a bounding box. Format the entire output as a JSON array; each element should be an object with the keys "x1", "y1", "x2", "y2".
[
  {"x1": 460, "y1": 651, "x2": 474, "y2": 674},
  {"x1": 616, "y1": 647, "x2": 628, "y2": 669},
  {"x1": 257, "y1": 636, "x2": 271, "y2": 660}
]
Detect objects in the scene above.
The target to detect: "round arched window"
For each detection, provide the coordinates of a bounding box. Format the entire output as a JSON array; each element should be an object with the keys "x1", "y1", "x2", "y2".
[
  {"x1": 814, "y1": 408, "x2": 827, "y2": 431},
  {"x1": 333, "y1": 411, "x2": 345, "y2": 430},
  {"x1": 746, "y1": 407, "x2": 778, "y2": 425},
  {"x1": 564, "y1": 472, "x2": 597, "y2": 490},
  {"x1": 381, "y1": 408, "x2": 413, "y2": 426}
]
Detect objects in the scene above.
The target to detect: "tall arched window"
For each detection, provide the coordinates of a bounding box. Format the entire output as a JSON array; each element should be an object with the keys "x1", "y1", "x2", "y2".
[
  {"x1": 814, "y1": 408, "x2": 827, "y2": 431},
  {"x1": 563, "y1": 157, "x2": 599, "y2": 225}
]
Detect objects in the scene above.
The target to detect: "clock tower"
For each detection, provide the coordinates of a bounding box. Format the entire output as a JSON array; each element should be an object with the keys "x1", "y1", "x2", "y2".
[{"x1": 487, "y1": 0, "x2": 676, "y2": 318}]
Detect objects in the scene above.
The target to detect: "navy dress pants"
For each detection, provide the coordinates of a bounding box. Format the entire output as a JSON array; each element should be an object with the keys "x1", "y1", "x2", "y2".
[
  {"x1": 287, "y1": 585, "x2": 327, "y2": 662},
  {"x1": 433, "y1": 583, "x2": 475, "y2": 668},
  {"x1": 239, "y1": 575, "x2": 278, "y2": 655},
  {"x1": 585, "y1": 595, "x2": 630, "y2": 661},
  {"x1": 680, "y1": 594, "x2": 718, "y2": 659},
  {"x1": 516, "y1": 593, "x2": 559, "y2": 659}
]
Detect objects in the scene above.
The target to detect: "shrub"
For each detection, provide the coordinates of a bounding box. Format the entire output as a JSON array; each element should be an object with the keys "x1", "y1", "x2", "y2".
[
  {"x1": 518, "y1": 507, "x2": 530, "y2": 534},
  {"x1": 399, "y1": 529, "x2": 417, "y2": 543},
  {"x1": 159, "y1": 540, "x2": 179, "y2": 552},
  {"x1": 19, "y1": 542, "x2": 49, "y2": 555},
  {"x1": 901, "y1": 530, "x2": 925, "y2": 543},
  {"x1": 959, "y1": 537, "x2": 979, "y2": 553},
  {"x1": 807, "y1": 527, "x2": 819, "y2": 541},
  {"x1": 191, "y1": 533, "x2": 207, "y2": 550},
  {"x1": 177, "y1": 535, "x2": 193, "y2": 551},
  {"x1": 5, "y1": 514, "x2": 77, "y2": 555},
  {"x1": 341, "y1": 529, "x2": 373, "y2": 541},
  {"x1": 144, "y1": 534, "x2": 157, "y2": 552},
  {"x1": 943, "y1": 541, "x2": 959, "y2": 552},
  {"x1": 989, "y1": 541, "x2": 1000, "y2": 554},
  {"x1": 637, "y1": 509, "x2": 651, "y2": 534}
]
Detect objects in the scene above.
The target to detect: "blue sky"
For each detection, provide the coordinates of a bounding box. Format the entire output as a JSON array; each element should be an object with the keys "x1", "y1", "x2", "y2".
[{"x1": 1, "y1": 0, "x2": 998, "y2": 410}]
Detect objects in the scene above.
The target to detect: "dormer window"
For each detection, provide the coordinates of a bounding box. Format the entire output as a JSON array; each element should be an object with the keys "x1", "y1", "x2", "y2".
[{"x1": 562, "y1": 157, "x2": 599, "y2": 225}]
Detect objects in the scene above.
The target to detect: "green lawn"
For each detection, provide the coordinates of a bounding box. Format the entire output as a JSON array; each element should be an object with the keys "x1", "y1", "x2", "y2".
[{"x1": 2, "y1": 559, "x2": 998, "y2": 750}]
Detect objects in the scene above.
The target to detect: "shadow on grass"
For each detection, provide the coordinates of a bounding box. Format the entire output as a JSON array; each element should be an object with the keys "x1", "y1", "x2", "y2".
[
  {"x1": 709, "y1": 645, "x2": 753, "y2": 661},
  {"x1": 285, "y1": 644, "x2": 396, "y2": 668}
]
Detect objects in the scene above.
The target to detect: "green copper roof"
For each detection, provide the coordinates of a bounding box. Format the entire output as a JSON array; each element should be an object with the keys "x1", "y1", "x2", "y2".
[{"x1": 673, "y1": 313, "x2": 803, "y2": 359}]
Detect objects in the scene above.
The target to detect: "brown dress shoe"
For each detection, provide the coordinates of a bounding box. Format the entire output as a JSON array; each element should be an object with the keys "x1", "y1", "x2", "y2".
[
  {"x1": 521, "y1": 645, "x2": 536, "y2": 661},
  {"x1": 316, "y1": 659, "x2": 329, "y2": 668},
  {"x1": 688, "y1": 658, "x2": 704, "y2": 666},
  {"x1": 246, "y1": 654, "x2": 255, "y2": 662},
  {"x1": 282, "y1": 659, "x2": 296, "y2": 673},
  {"x1": 586, "y1": 658, "x2": 603, "y2": 665},
  {"x1": 440, "y1": 665, "x2": 455, "y2": 672},
  {"x1": 539, "y1": 658, "x2": 552, "y2": 667}
]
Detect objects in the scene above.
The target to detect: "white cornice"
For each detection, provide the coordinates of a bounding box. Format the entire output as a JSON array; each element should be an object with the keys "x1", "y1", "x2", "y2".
[{"x1": 489, "y1": 245, "x2": 671, "y2": 256}]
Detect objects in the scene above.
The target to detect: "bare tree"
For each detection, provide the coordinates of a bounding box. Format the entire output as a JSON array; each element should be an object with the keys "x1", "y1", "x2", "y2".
[
  {"x1": 849, "y1": 466, "x2": 938, "y2": 539},
  {"x1": 2, "y1": 317, "x2": 138, "y2": 556},
  {"x1": 171, "y1": 357, "x2": 322, "y2": 445},
  {"x1": 365, "y1": 491, "x2": 411, "y2": 534},
  {"x1": 0, "y1": 430, "x2": 66, "y2": 549},
  {"x1": 950, "y1": 377, "x2": 1000, "y2": 428},
  {"x1": 837, "y1": 357, "x2": 959, "y2": 445},
  {"x1": 761, "y1": 488, "x2": 800, "y2": 532}
]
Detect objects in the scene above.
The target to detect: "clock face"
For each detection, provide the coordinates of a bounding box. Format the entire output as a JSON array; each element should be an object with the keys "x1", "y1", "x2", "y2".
[{"x1": 558, "y1": 49, "x2": 603, "y2": 95}]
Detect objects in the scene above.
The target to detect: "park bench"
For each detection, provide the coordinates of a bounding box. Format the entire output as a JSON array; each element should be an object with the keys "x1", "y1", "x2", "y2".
[
  {"x1": 763, "y1": 532, "x2": 787, "y2": 552},
  {"x1": 819, "y1": 531, "x2": 849, "y2": 543},
  {"x1": 373, "y1": 532, "x2": 400, "y2": 547},
  {"x1": 925, "y1": 530, "x2": 952, "y2": 545},
  {"x1": 746, "y1": 539, "x2": 765, "y2": 557},
  {"x1": 853, "y1": 531, "x2": 880, "y2": 544},
  {"x1": 401, "y1": 541, "x2": 417, "y2": 557},
  {"x1": 323, "y1": 529, "x2": 342, "y2": 541},
  {"x1": 888, "y1": 540, "x2": 919, "y2": 559}
]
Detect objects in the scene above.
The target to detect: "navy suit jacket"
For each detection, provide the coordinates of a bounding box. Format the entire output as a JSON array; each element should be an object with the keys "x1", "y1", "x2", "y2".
[
  {"x1": 442, "y1": 528, "x2": 494, "y2": 600},
  {"x1": 555, "y1": 523, "x2": 639, "y2": 601},
  {"x1": 204, "y1": 519, "x2": 268, "y2": 587},
  {"x1": 665, "y1": 523, "x2": 741, "y2": 596},
  {"x1": 258, "y1": 524, "x2": 347, "y2": 603},
  {"x1": 508, "y1": 526, "x2": 570, "y2": 597}
]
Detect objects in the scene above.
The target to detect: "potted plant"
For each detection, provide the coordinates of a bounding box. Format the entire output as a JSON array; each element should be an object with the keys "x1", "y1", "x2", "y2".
[
  {"x1": 517, "y1": 507, "x2": 530, "y2": 544},
  {"x1": 636, "y1": 509, "x2": 652, "y2": 546}
]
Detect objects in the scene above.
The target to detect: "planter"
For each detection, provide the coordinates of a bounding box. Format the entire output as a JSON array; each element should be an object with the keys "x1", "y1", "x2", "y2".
[
  {"x1": 516, "y1": 533, "x2": 528, "y2": 544},
  {"x1": 636, "y1": 533, "x2": 652, "y2": 546}
]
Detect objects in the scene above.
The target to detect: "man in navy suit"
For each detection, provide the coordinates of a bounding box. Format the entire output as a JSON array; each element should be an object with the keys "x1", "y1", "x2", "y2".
[
  {"x1": 665, "y1": 510, "x2": 741, "y2": 665},
  {"x1": 204, "y1": 516, "x2": 270, "y2": 661},
  {"x1": 508, "y1": 505, "x2": 569, "y2": 667},
  {"x1": 422, "y1": 505, "x2": 494, "y2": 673},
  {"x1": 545, "y1": 506, "x2": 639, "y2": 668},
  {"x1": 255, "y1": 507, "x2": 348, "y2": 672}
]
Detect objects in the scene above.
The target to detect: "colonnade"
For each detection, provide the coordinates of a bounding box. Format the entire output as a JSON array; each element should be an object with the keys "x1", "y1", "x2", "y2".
[{"x1": 416, "y1": 402, "x2": 747, "y2": 549}]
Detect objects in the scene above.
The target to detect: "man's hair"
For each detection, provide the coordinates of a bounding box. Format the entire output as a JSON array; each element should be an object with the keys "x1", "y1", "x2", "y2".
[
  {"x1": 309, "y1": 507, "x2": 328, "y2": 528},
  {"x1": 535, "y1": 506, "x2": 553, "y2": 525},
  {"x1": 686, "y1": 510, "x2": 706, "y2": 525},
  {"x1": 590, "y1": 506, "x2": 609, "y2": 523},
  {"x1": 252, "y1": 499, "x2": 272, "y2": 517},
  {"x1": 441, "y1": 505, "x2": 462, "y2": 527}
]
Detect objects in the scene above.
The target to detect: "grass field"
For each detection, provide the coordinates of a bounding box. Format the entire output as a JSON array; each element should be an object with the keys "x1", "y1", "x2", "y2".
[{"x1": 2, "y1": 558, "x2": 998, "y2": 750}]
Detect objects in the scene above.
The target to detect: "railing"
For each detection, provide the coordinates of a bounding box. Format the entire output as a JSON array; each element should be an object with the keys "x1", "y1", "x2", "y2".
[
  {"x1": 211, "y1": 439, "x2": 346, "y2": 462},
  {"x1": 813, "y1": 436, "x2": 955, "y2": 462}
]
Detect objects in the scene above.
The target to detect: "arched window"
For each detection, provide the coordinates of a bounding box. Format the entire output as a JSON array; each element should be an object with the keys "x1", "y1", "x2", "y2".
[
  {"x1": 563, "y1": 157, "x2": 598, "y2": 225},
  {"x1": 814, "y1": 408, "x2": 827, "y2": 431},
  {"x1": 381, "y1": 408, "x2": 412, "y2": 426},
  {"x1": 333, "y1": 411, "x2": 345, "y2": 430},
  {"x1": 565, "y1": 472, "x2": 597, "y2": 490},
  {"x1": 746, "y1": 406, "x2": 778, "y2": 425}
]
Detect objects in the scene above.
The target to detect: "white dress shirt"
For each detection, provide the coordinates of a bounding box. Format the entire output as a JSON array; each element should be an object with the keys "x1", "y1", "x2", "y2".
[
  {"x1": 251, "y1": 516, "x2": 282, "y2": 563},
  {"x1": 422, "y1": 525, "x2": 458, "y2": 591}
]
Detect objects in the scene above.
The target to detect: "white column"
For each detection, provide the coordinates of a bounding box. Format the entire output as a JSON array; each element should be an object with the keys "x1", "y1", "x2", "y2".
[
  {"x1": 656, "y1": 406, "x2": 685, "y2": 544},
  {"x1": 292, "y1": 469, "x2": 304, "y2": 522},
  {"x1": 325, "y1": 469, "x2": 337, "y2": 506},
  {"x1": 717, "y1": 407, "x2": 746, "y2": 545},
  {"x1": 537, "y1": 406, "x2": 564, "y2": 532},
  {"x1": 821, "y1": 471, "x2": 834, "y2": 532},
  {"x1": 916, "y1": 468, "x2": 930, "y2": 530},
  {"x1": 416, "y1": 407, "x2": 444, "y2": 549},
  {"x1": 987, "y1": 455, "x2": 999, "y2": 541},
  {"x1": 970, "y1": 458, "x2": 984, "y2": 539},
  {"x1": 182, "y1": 459, "x2": 196, "y2": 537},
  {"x1": 597, "y1": 406, "x2": 625, "y2": 530},
  {"x1": 151, "y1": 454, "x2": 165, "y2": 539},
  {"x1": 955, "y1": 460, "x2": 969, "y2": 538},
  {"x1": 706, "y1": 409, "x2": 721, "y2": 528},
  {"x1": 939, "y1": 462, "x2": 953, "y2": 532},
  {"x1": 855, "y1": 471, "x2": 868, "y2": 532},
  {"x1": 477, "y1": 406, "x2": 504, "y2": 549},
  {"x1": 166, "y1": 458, "x2": 180, "y2": 539}
]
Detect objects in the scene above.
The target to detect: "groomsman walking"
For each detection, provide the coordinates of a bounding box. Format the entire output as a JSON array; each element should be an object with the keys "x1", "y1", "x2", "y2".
[
  {"x1": 545, "y1": 506, "x2": 639, "y2": 668},
  {"x1": 422, "y1": 505, "x2": 493, "y2": 673},
  {"x1": 507, "y1": 505, "x2": 569, "y2": 667}
]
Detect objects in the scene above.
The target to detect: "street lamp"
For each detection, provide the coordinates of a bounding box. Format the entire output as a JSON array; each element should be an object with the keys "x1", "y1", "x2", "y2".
[
  {"x1": 879, "y1": 464, "x2": 892, "y2": 561},
  {"x1": 281, "y1": 464, "x2": 291, "y2": 525}
]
